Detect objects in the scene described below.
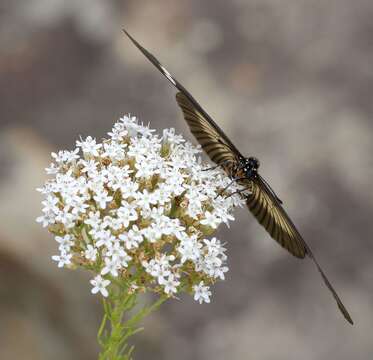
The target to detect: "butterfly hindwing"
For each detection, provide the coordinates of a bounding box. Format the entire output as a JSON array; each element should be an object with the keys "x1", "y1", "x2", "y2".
[
  {"x1": 246, "y1": 176, "x2": 353, "y2": 324},
  {"x1": 246, "y1": 176, "x2": 306, "y2": 258}
]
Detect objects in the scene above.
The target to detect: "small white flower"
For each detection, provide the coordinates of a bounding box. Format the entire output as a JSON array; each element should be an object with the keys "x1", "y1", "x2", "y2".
[
  {"x1": 134, "y1": 159, "x2": 159, "y2": 178},
  {"x1": 76, "y1": 136, "x2": 102, "y2": 157},
  {"x1": 214, "y1": 205, "x2": 235, "y2": 227},
  {"x1": 167, "y1": 218, "x2": 185, "y2": 239},
  {"x1": 52, "y1": 251, "x2": 72, "y2": 268},
  {"x1": 161, "y1": 274, "x2": 180, "y2": 295},
  {"x1": 90, "y1": 275, "x2": 111, "y2": 297},
  {"x1": 84, "y1": 244, "x2": 98, "y2": 261},
  {"x1": 119, "y1": 114, "x2": 137, "y2": 127},
  {"x1": 193, "y1": 281, "x2": 211, "y2": 304},
  {"x1": 55, "y1": 234, "x2": 74, "y2": 252},
  {"x1": 124, "y1": 225, "x2": 143, "y2": 249},
  {"x1": 142, "y1": 225, "x2": 162, "y2": 243},
  {"x1": 51, "y1": 149, "x2": 79, "y2": 164},
  {"x1": 137, "y1": 123, "x2": 155, "y2": 137},
  {"x1": 36, "y1": 212, "x2": 55, "y2": 227},
  {"x1": 102, "y1": 141, "x2": 126, "y2": 161},
  {"x1": 142, "y1": 259, "x2": 161, "y2": 277},
  {"x1": 117, "y1": 203, "x2": 138, "y2": 228},
  {"x1": 94, "y1": 230, "x2": 116, "y2": 248},
  {"x1": 101, "y1": 257, "x2": 121, "y2": 277},
  {"x1": 45, "y1": 163, "x2": 59, "y2": 174},
  {"x1": 71, "y1": 198, "x2": 89, "y2": 215},
  {"x1": 93, "y1": 190, "x2": 113, "y2": 209},
  {"x1": 107, "y1": 165, "x2": 133, "y2": 190},
  {"x1": 104, "y1": 216, "x2": 123, "y2": 231},
  {"x1": 164, "y1": 173, "x2": 185, "y2": 195},
  {"x1": 84, "y1": 211, "x2": 102, "y2": 229},
  {"x1": 41, "y1": 194, "x2": 60, "y2": 214},
  {"x1": 142, "y1": 255, "x2": 174, "y2": 283},
  {"x1": 152, "y1": 187, "x2": 171, "y2": 206},
  {"x1": 162, "y1": 128, "x2": 184, "y2": 145},
  {"x1": 119, "y1": 180, "x2": 139, "y2": 199},
  {"x1": 212, "y1": 265, "x2": 229, "y2": 280},
  {"x1": 118, "y1": 251, "x2": 132, "y2": 268},
  {"x1": 80, "y1": 159, "x2": 98, "y2": 174},
  {"x1": 135, "y1": 189, "x2": 156, "y2": 211},
  {"x1": 200, "y1": 211, "x2": 221, "y2": 229},
  {"x1": 106, "y1": 241, "x2": 126, "y2": 260},
  {"x1": 127, "y1": 138, "x2": 151, "y2": 159},
  {"x1": 177, "y1": 235, "x2": 202, "y2": 263},
  {"x1": 55, "y1": 208, "x2": 75, "y2": 229},
  {"x1": 108, "y1": 121, "x2": 128, "y2": 141},
  {"x1": 204, "y1": 237, "x2": 227, "y2": 258}
]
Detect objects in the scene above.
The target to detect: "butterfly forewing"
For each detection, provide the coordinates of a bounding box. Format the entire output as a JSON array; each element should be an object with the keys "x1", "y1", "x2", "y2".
[
  {"x1": 122, "y1": 29, "x2": 243, "y2": 163},
  {"x1": 176, "y1": 92, "x2": 239, "y2": 167}
]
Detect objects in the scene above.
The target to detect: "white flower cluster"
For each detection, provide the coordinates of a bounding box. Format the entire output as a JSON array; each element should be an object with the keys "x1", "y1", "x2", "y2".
[{"x1": 37, "y1": 115, "x2": 244, "y2": 303}]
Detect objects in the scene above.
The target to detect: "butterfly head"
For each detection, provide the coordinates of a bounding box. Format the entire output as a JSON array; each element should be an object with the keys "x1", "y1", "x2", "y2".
[
  {"x1": 247, "y1": 157, "x2": 260, "y2": 169},
  {"x1": 242, "y1": 157, "x2": 260, "y2": 178}
]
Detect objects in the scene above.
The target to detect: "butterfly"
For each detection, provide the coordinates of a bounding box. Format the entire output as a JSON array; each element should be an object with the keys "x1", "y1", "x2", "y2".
[{"x1": 123, "y1": 29, "x2": 353, "y2": 325}]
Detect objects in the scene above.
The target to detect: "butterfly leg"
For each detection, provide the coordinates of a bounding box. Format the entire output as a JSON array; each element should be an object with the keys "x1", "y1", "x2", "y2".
[
  {"x1": 224, "y1": 186, "x2": 251, "y2": 199},
  {"x1": 202, "y1": 164, "x2": 221, "y2": 171},
  {"x1": 215, "y1": 179, "x2": 236, "y2": 199},
  {"x1": 215, "y1": 177, "x2": 247, "y2": 199},
  {"x1": 202, "y1": 159, "x2": 232, "y2": 172}
]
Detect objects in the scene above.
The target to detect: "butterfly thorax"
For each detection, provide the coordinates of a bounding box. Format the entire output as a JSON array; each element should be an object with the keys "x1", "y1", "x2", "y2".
[{"x1": 233, "y1": 156, "x2": 260, "y2": 181}]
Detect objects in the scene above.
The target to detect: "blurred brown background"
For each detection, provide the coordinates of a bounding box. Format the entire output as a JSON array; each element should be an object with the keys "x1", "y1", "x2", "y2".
[{"x1": 1, "y1": 0, "x2": 372, "y2": 359}]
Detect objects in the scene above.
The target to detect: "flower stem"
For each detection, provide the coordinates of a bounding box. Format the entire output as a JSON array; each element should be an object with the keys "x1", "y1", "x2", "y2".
[{"x1": 98, "y1": 285, "x2": 167, "y2": 360}]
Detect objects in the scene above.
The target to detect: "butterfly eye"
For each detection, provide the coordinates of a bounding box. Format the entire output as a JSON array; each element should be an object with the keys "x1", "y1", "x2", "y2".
[{"x1": 248, "y1": 157, "x2": 260, "y2": 168}]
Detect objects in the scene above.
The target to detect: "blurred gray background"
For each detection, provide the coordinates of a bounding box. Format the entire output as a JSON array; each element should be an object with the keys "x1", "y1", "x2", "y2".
[{"x1": 1, "y1": 0, "x2": 372, "y2": 359}]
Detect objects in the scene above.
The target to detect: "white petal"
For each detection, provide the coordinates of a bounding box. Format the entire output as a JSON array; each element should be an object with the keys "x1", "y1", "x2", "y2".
[{"x1": 100, "y1": 288, "x2": 109, "y2": 297}]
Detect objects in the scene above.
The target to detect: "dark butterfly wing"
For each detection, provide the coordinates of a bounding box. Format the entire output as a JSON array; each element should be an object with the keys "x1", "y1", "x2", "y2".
[
  {"x1": 123, "y1": 29, "x2": 243, "y2": 167},
  {"x1": 246, "y1": 176, "x2": 306, "y2": 258},
  {"x1": 247, "y1": 176, "x2": 353, "y2": 324},
  {"x1": 175, "y1": 92, "x2": 238, "y2": 166}
]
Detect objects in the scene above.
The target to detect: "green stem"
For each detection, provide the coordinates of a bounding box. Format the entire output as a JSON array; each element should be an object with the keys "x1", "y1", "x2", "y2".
[{"x1": 97, "y1": 285, "x2": 167, "y2": 360}]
